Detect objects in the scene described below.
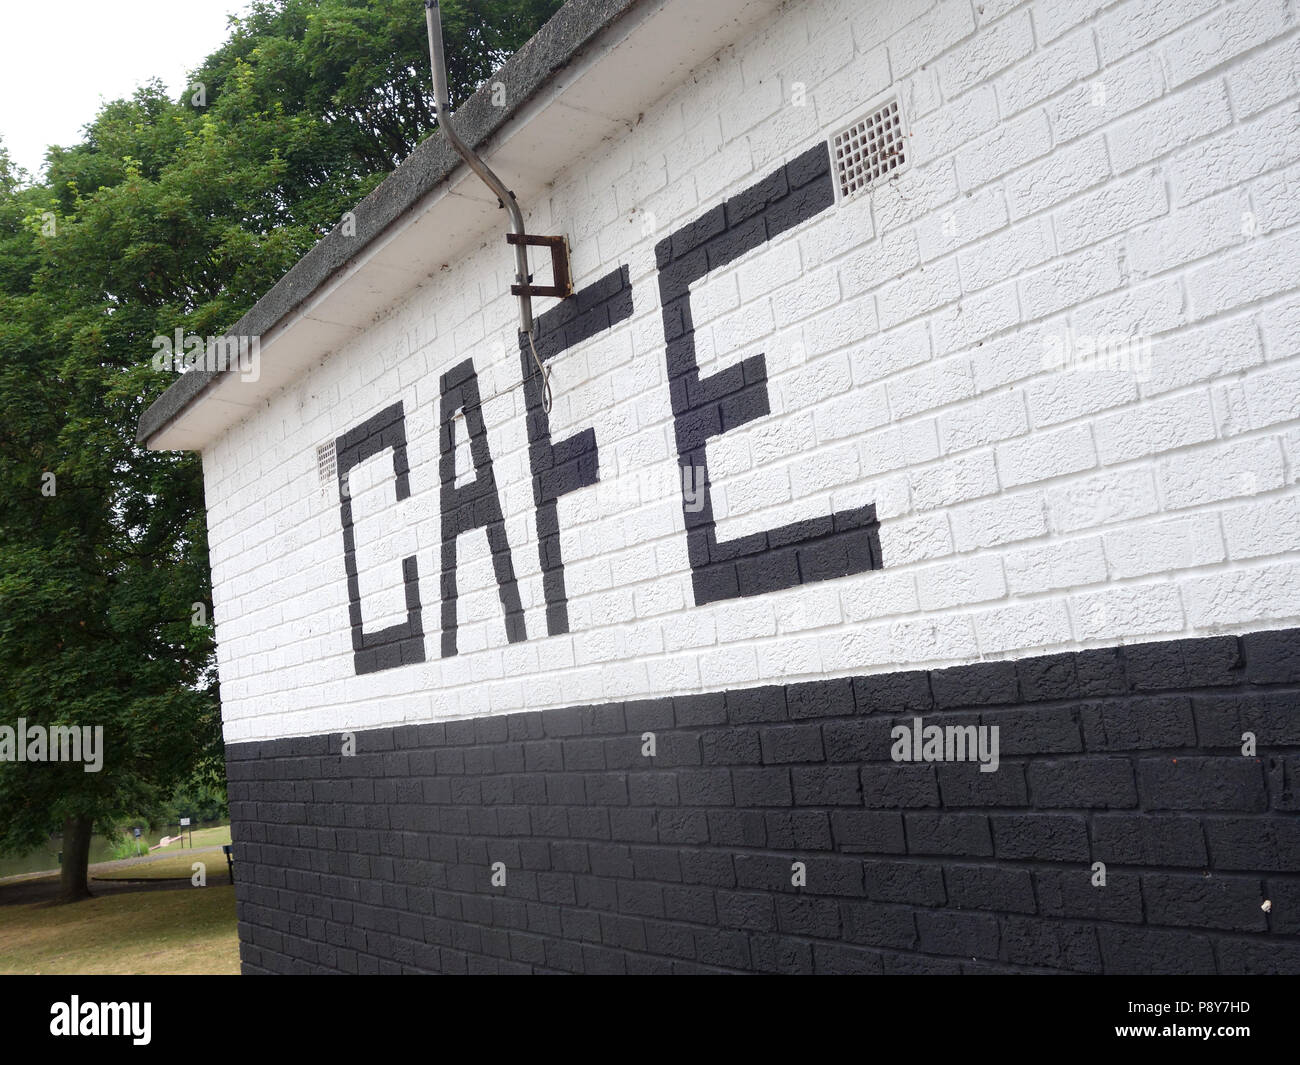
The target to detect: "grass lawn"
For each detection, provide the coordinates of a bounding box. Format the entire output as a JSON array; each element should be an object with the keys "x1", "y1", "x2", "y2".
[
  {"x1": 94, "y1": 850, "x2": 232, "y2": 882},
  {"x1": 0, "y1": 822, "x2": 234, "y2": 879},
  {"x1": 183, "y1": 824, "x2": 233, "y2": 849},
  {"x1": 0, "y1": 874, "x2": 239, "y2": 974},
  {"x1": 111, "y1": 823, "x2": 233, "y2": 861}
]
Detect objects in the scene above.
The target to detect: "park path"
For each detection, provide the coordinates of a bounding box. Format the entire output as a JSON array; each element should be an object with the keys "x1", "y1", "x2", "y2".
[{"x1": 0, "y1": 843, "x2": 229, "y2": 886}]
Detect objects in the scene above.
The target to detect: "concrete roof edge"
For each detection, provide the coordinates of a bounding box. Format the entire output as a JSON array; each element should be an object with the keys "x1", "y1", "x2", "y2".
[{"x1": 136, "y1": 0, "x2": 647, "y2": 446}]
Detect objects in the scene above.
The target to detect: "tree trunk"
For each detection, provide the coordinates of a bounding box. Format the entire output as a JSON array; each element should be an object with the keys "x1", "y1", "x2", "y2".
[{"x1": 57, "y1": 815, "x2": 93, "y2": 903}]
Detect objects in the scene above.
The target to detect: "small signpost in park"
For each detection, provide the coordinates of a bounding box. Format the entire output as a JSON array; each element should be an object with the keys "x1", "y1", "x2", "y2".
[
  {"x1": 132, "y1": 825, "x2": 142, "y2": 857},
  {"x1": 180, "y1": 817, "x2": 191, "y2": 849}
]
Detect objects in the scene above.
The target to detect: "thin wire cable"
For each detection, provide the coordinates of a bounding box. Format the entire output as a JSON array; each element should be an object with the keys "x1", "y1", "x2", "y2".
[
  {"x1": 449, "y1": 332, "x2": 553, "y2": 419},
  {"x1": 527, "y1": 329, "x2": 553, "y2": 414}
]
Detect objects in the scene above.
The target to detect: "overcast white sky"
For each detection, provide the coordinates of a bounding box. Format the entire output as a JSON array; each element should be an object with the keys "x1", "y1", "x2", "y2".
[{"x1": 0, "y1": 0, "x2": 251, "y2": 178}]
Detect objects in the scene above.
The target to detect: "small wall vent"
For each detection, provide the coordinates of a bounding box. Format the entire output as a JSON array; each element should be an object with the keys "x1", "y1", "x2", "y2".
[
  {"x1": 831, "y1": 97, "x2": 907, "y2": 199},
  {"x1": 316, "y1": 440, "x2": 337, "y2": 496}
]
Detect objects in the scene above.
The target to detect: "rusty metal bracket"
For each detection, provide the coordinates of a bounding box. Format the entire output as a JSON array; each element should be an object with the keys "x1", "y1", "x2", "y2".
[{"x1": 507, "y1": 233, "x2": 573, "y2": 299}]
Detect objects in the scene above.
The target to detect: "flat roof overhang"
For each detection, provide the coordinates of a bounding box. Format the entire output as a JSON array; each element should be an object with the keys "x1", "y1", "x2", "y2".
[{"x1": 138, "y1": 0, "x2": 785, "y2": 451}]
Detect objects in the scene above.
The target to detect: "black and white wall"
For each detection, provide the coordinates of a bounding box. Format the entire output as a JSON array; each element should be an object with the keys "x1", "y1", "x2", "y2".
[{"x1": 203, "y1": 0, "x2": 1300, "y2": 973}]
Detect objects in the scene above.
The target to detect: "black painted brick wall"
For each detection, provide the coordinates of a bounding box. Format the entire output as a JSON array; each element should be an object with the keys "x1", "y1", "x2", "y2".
[{"x1": 226, "y1": 628, "x2": 1300, "y2": 974}]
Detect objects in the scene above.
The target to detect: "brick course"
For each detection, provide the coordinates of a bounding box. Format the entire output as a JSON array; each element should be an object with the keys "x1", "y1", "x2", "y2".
[{"x1": 229, "y1": 628, "x2": 1300, "y2": 974}]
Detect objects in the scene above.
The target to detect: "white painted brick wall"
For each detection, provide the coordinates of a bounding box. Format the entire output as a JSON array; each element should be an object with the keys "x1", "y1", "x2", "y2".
[{"x1": 200, "y1": 0, "x2": 1300, "y2": 742}]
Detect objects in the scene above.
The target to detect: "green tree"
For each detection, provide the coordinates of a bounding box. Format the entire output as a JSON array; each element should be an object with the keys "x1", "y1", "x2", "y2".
[
  {"x1": 0, "y1": 128, "x2": 223, "y2": 902},
  {"x1": 0, "y1": 0, "x2": 561, "y2": 902}
]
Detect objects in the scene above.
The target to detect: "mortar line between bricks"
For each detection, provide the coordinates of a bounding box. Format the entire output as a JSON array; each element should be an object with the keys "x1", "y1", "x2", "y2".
[
  {"x1": 230, "y1": 678, "x2": 1300, "y2": 756},
  {"x1": 235, "y1": 884, "x2": 1286, "y2": 974},
  {"x1": 228, "y1": 607, "x2": 1300, "y2": 722},
  {"x1": 239, "y1": 854, "x2": 1300, "y2": 883},
  {"x1": 222, "y1": 649, "x2": 1300, "y2": 732},
  {"x1": 235, "y1": 860, "x2": 1296, "y2": 933}
]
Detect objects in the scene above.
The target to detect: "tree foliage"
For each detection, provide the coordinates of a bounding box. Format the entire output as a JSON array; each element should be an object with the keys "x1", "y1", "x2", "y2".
[{"x1": 0, "y1": 0, "x2": 561, "y2": 899}]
